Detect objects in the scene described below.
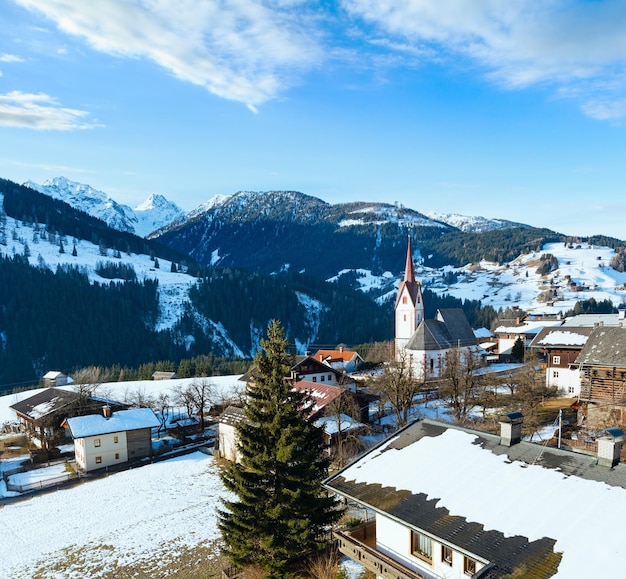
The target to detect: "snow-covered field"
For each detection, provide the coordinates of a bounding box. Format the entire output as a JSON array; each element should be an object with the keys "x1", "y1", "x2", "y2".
[
  {"x1": 0, "y1": 375, "x2": 243, "y2": 577},
  {"x1": 0, "y1": 451, "x2": 226, "y2": 578}
]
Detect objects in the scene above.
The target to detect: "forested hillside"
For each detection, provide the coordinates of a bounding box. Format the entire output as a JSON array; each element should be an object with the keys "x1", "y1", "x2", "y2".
[{"x1": 0, "y1": 254, "x2": 181, "y2": 389}]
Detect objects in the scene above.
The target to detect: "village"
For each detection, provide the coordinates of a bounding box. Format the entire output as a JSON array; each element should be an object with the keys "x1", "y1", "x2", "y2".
[{"x1": 3, "y1": 240, "x2": 626, "y2": 578}]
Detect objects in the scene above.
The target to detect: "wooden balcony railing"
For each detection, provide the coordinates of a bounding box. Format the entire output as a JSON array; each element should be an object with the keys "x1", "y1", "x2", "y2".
[{"x1": 334, "y1": 522, "x2": 428, "y2": 579}]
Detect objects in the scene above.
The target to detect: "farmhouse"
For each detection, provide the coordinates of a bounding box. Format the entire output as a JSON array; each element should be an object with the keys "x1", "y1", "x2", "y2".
[
  {"x1": 289, "y1": 355, "x2": 343, "y2": 385},
  {"x1": 311, "y1": 347, "x2": 364, "y2": 373},
  {"x1": 577, "y1": 325, "x2": 626, "y2": 428},
  {"x1": 324, "y1": 416, "x2": 626, "y2": 578},
  {"x1": 528, "y1": 326, "x2": 593, "y2": 396},
  {"x1": 64, "y1": 406, "x2": 160, "y2": 472},
  {"x1": 9, "y1": 387, "x2": 127, "y2": 449}
]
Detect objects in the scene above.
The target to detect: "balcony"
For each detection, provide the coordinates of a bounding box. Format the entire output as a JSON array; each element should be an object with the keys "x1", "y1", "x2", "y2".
[{"x1": 334, "y1": 521, "x2": 428, "y2": 579}]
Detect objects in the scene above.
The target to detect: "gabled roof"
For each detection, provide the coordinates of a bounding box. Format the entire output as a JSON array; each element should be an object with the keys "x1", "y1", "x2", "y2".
[
  {"x1": 324, "y1": 418, "x2": 626, "y2": 578},
  {"x1": 292, "y1": 380, "x2": 343, "y2": 416},
  {"x1": 576, "y1": 326, "x2": 626, "y2": 367},
  {"x1": 10, "y1": 388, "x2": 82, "y2": 420},
  {"x1": 562, "y1": 313, "x2": 626, "y2": 327},
  {"x1": 311, "y1": 350, "x2": 362, "y2": 366},
  {"x1": 529, "y1": 326, "x2": 593, "y2": 349},
  {"x1": 219, "y1": 405, "x2": 246, "y2": 427},
  {"x1": 65, "y1": 408, "x2": 160, "y2": 438},
  {"x1": 494, "y1": 320, "x2": 561, "y2": 335},
  {"x1": 406, "y1": 308, "x2": 477, "y2": 351},
  {"x1": 291, "y1": 355, "x2": 342, "y2": 376}
]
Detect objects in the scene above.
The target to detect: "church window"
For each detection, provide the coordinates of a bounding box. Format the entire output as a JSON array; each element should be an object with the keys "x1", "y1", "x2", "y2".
[
  {"x1": 403, "y1": 314, "x2": 407, "y2": 322},
  {"x1": 402, "y1": 296, "x2": 408, "y2": 304}
]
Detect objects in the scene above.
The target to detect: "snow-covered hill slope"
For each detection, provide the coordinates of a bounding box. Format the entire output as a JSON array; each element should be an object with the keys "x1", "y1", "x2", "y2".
[
  {"x1": 24, "y1": 177, "x2": 184, "y2": 237},
  {"x1": 424, "y1": 211, "x2": 530, "y2": 233}
]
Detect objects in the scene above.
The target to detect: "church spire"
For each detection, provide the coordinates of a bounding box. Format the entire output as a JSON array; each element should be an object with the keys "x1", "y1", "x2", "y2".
[{"x1": 404, "y1": 235, "x2": 415, "y2": 283}]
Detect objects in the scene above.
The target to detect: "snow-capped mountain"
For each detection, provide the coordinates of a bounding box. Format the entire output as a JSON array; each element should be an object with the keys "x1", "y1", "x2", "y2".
[
  {"x1": 424, "y1": 211, "x2": 530, "y2": 233},
  {"x1": 24, "y1": 177, "x2": 183, "y2": 237},
  {"x1": 134, "y1": 193, "x2": 185, "y2": 237}
]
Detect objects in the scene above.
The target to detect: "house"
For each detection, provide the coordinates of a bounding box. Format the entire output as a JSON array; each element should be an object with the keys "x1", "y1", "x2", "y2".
[
  {"x1": 152, "y1": 371, "x2": 177, "y2": 380},
  {"x1": 493, "y1": 319, "x2": 561, "y2": 361},
  {"x1": 289, "y1": 355, "x2": 343, "y2": 385},
  {"x1": 65, "y1": 406, "x2": 160, "y2": 472},
  {"x1": 324, "y1": 415, "x2": 626, "y2": 578},
  {"x1": 576, "y1": 325, "x2": 626, "y2": 427},
  {"x1": 561, "y1": 309, "x2": 626, "y2": 328},
  {"x1": 42, "y1": 370, "x2": 69, "y2": 388},
  {"x1": 528, "y1": 326, "x2": 593, "y2": 396},
  {"x1": 218, "y1": 380, "x2": 367, "y2": 464},
  {"x1": 218, "y1": 405, "x2": 246, "y2": 463},
  {"x1": 311, "y1": 347, "x2": 364, "y2": 373},
  {"x1": 9, "y1": 387, "x2": 127, "y2": 449}
]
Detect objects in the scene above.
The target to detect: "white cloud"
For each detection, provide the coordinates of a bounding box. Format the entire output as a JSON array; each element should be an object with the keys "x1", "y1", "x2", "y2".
[
  {"x1": 341, "y1": 0, "x2": 626, "y2": 119},
  {"x1": 0, "y1": 91, "x2": 100, "y2": 130},
  {"x1": 0, "y1": 53, "x2": 25, "y2": 63},
  {"x1": 15, "y1": 0, "x2": 323, "y2": 107}
]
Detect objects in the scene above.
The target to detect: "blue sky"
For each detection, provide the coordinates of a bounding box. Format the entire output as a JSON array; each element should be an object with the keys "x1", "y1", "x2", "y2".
[{"x1": 1, "y1": 1, "x2": 626, "y2": 239}]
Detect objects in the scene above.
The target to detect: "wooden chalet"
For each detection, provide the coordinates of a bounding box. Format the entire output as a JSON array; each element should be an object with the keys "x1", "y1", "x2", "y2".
[
  {"x1": 577, "y1": 326, "x2": 626, "y2": 427},
  {"x1": 9, "y1": 387, "x2": 127, "y2": 449}
]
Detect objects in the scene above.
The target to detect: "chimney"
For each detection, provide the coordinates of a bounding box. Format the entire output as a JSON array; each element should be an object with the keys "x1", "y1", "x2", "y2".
[
  {"x1": 499, "y1": 412, "x2": 524, "y2": 446},
  {"x1": 597, "y1": 428, "x2": 624, "y2": 468},
  {"x1": 103, "y1": 405, "x2": 112, "y2": 419}
]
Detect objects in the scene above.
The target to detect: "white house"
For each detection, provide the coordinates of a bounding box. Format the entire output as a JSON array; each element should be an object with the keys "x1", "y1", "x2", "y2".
[
  {"x1": 65, "y1": 406, "x2": 160, "y2": 472},
  {"x1": 324, "y1": 416, "x2": 626, "y2": 578},
  {"x1": 494, "y1": 319, "x2": 562, "y2": 360}
]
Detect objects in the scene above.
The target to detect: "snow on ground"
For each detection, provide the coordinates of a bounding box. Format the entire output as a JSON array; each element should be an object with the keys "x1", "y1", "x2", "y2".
[
  {"x1": 0, "y1": 375, "x2": 244, "y2": 427},
  {"x1": 431, "y1": 242, "x2": 626, "y2": 315},
  {"x1": 0, "y1": 451, "x2": 228, "y2": 578},
  {"x1": 0, "y1": 207, "x2": 197, "y2": 331}
]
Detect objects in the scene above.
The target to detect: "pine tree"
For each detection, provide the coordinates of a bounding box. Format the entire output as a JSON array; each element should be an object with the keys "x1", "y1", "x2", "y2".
[{"x1": 218, "y1": 320, "x2": 342, "y2": 577}]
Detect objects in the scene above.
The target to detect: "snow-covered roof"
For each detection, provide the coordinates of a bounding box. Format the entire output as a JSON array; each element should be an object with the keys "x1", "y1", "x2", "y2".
[
  {"x1": 529, "y1": 326, "x2": 593, "y2": 349},
  {"x1": 473, "y1": 327, "x2": 494, "y2": 339},
  {"x1": 494, "y1": 320, "x2": 561, "y2": 335},
  {"x1": 43, "y1": 371, "x2": 66, "y2": 379},
  {"x1": 325, "y1": 418, "x2": 626, "y2": 578},
  {"x1": 66, "y1": 408, "x2": 160, "y2": 438},
  {"x1": 314, "y1": 413, "x2": 364, "y2": 435}
]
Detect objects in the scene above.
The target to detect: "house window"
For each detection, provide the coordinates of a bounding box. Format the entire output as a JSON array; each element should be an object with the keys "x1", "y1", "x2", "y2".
[
  {"x1": 94, "y1": 439, "x2": 101, "y2": 447},
  {"x1": 95, "y1": 456, "x2": 102, "y2": 464},
  {"x1": 441, "y1": 545, "x2": 453, "y2": 566},
  {"x1": 568, "y1": 386, "x2": 575, "y2": 394},
  {"x1": 312, "y1": 377, "x2": 317, "y2": 382},
  {"x1": 410, "y1": 531, "x2": 432, "y2": 562},
  {"x1": 553, "y1": 371, "x2": 559, "y2": 379},
  {"x1": 115, "y1": 453, "x2": 120, "y2": 460},
  {"x1": 321, "y1": 375, "x2": 325, "y2": 382},
  {"x1": 553, "y1": 355, "x2": 560, "y2": 365},
  {"x1": 114, "y1": 436, "x2": 119, "y2": 444},
  {"x1": 464, "y1": 556, "x2": 477, "y2": 575}
]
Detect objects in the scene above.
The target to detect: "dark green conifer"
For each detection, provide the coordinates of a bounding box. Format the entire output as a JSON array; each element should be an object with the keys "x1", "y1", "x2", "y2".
[{"x1": 218, "y1": 320, "x2": 342, "y2": 577}]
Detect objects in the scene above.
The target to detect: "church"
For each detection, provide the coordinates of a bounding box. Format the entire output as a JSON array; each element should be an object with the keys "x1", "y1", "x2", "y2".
[{"x1": 395, "y1": 237, "x2": 479, "y2": 379}]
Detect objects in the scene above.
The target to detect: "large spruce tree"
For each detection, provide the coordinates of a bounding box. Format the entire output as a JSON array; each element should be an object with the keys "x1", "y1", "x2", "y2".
[{"x1": 218, "y1": 320, "x2": 342, "y2": 577}]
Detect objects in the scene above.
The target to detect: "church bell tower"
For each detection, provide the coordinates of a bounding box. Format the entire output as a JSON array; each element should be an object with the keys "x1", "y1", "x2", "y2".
[{"x1": 395, "y1": 236, "x2": 424, "y2": 360}]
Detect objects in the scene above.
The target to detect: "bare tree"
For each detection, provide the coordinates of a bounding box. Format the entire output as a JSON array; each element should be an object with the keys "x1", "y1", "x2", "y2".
[
  {"x1": 324, "y1": 393, "x2": 363, "y2": 467},
  {"x1": 369, "y1": 351, "x2": 425, "y2": 428},
  {"x1": 439, "y1": 348, "x2": 485, "y2": 423},
  {"x1": 173, "y1": 378, "x2": 214, "y2": 430}
]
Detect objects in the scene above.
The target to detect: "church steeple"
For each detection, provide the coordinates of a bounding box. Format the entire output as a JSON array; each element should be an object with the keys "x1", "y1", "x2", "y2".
[
  {"x1": 395, "y1": 236, "x2": 424, "y2": 360},
  {"x1": 404, "y1": 235, "x2": 415, "y2": 283}
]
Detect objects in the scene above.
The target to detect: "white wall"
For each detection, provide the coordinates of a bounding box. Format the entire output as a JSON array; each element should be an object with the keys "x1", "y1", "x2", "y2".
[
  {"x1": 76, "y1": 432, "x2": 128, "y2": 472},
  {"x1": 376, "y1": 514, "x2": 486, "y2": 579},
  {"x1": 547, "y1": 367, "x2": 580, "y2": 396}
]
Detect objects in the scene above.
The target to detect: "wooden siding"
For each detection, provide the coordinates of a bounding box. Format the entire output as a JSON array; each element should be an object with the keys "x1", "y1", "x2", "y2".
[
  {"x1": 579, "y1": 365, "x2": 626, "y2": 403},
  {"x1": 126, "y1": 428, "x2": 152, "y2": 460}
]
